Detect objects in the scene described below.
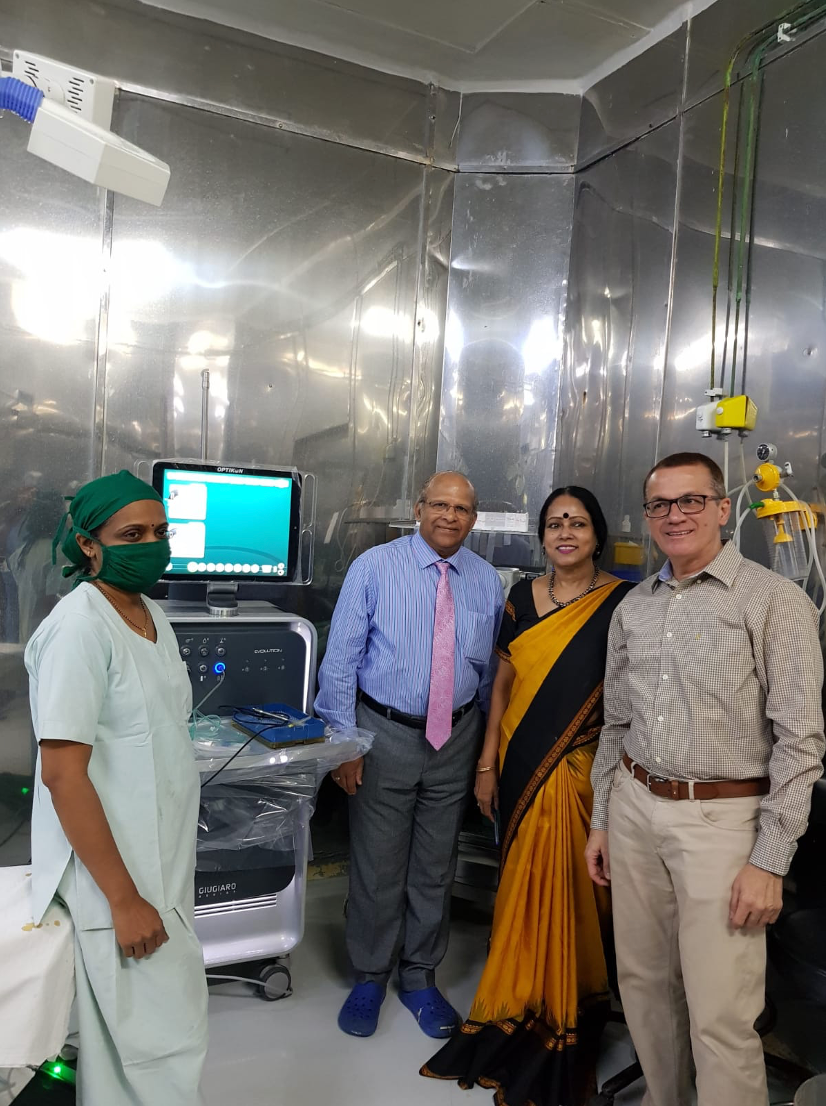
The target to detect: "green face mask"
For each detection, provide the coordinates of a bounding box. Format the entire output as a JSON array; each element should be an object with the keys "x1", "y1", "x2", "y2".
[{"x1": 92, "y1": 539, "x2": 171, "y2": 594}]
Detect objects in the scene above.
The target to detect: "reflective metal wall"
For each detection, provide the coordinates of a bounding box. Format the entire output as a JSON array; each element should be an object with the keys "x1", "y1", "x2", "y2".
[
  {"x1": 561, "y1": 3, "x2": 826, "y2": 577},
  {"x1": 578, "y1": 28, "x2": 686, "y2": 168},
  {"x1": 557, "y1": 123, "x2": 679, "y2": 544},
  {"x1": 106, "y1": 93, "x2": 429, "y2": 478},
  {"x1": 438, "y1": 174, "x2": 574, "y2": 522},
  {"x1": 458, "y1": 92, "x2": 580, "y2": 173},
  {"x1": 0, "y1": 1, "x2": 451, "y2": 865},
  {"x1": 0, "y1": 115, "x2": 104, "y2": 862},
  {"x1": 686, "y1": 0, "x2": 825, "y2": 109},
  {"x1": 1, "y1": 0, "x2": 454, "y2": 166},
  {"x1": 105, "y1": 93, "x2": 445, "y2": 593},
  {"x1": 661, "y1": 31, "x2": 826, "y2": 508},
  {"x1": 7, "y1": 0, "x2": 826, "y2": 872}
]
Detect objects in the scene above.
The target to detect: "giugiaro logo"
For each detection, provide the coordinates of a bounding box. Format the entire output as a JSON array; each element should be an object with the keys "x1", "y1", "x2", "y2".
[
  {"x1": 198, "y1": 882, "x2": 238, "y2": 896},
  {"x1": 217, "y1": 467, "x2": 243, "y2": 474}
]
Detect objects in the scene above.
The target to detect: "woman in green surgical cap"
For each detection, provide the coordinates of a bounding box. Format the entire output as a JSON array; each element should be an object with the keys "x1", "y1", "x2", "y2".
[{"x1": 25, "y1": 471, "x2": 208, "y2": 1106}]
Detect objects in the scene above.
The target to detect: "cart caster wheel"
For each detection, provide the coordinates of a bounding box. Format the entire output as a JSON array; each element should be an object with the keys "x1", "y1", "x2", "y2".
[{"x1": 259, "y1": 963, "x2": 292, "y2": 1001}]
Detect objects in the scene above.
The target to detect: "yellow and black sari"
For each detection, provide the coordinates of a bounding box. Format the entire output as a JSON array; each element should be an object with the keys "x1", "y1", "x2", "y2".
[{"x1": 422, "y1": 577, "x2": 633, "y2": 1106}]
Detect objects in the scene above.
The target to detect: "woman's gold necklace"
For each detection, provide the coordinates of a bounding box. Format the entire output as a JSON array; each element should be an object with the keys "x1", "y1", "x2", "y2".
[
  {"x1": 548, "y1": 565, "x2": 599, "y2": 609},
  {"x1": 94, "y1": 582, "x2": 151, "y2": 638}
]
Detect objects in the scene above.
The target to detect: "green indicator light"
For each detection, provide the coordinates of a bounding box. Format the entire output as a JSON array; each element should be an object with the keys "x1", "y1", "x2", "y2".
[
  {"x1": 21, "y1": 787, "x2": 30, "y2": 795},
  {"x1": 41, "y1": 1059, "x2": 76, "y2": 1085}
]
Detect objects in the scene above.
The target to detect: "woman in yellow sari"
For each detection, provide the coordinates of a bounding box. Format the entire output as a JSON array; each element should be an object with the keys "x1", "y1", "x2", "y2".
[{"x1": 422, "y1": 487, "x2": 633, "y2": 1106}]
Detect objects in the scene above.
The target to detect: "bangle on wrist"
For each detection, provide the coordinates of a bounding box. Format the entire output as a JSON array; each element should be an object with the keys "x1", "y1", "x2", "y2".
[{"x1": 476, "y1": 764, "x2": 496, "y2": 773}]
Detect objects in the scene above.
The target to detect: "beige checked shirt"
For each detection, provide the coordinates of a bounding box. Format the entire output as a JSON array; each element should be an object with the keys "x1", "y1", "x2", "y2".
[{"x1": 591, "y1": 541, "x2": 825, "y2": 874}]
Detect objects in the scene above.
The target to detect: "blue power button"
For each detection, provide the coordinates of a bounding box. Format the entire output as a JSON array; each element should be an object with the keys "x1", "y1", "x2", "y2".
[{"x1": 213, "y1": 662, "x2": 226, "y2": 675}]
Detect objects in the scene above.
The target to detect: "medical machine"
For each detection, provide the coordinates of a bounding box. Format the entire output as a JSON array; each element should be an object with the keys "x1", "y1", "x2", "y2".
[
  {"x1": 1, "y1": 54, "x2": 170, "y2": 205},
  {"x1": 170, "y1": 602, "x2": 317, "y2": 1001},
  {"x1": 150, "y1": 458, "x2": 312, "y2": 613},
  {"x1": 150, "y1": 458, "x2": 322, "y2": 998}
]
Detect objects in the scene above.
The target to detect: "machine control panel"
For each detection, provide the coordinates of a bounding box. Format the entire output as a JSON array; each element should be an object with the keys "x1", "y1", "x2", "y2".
[{"x1": 172, "y1": 622, "x2": 310, "y2": 714}]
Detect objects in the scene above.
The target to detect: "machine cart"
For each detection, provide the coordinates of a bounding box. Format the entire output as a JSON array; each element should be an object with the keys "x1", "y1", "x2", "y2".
[{"x1": 191, "y1": 725, "x2": 371, "y2": 1000}]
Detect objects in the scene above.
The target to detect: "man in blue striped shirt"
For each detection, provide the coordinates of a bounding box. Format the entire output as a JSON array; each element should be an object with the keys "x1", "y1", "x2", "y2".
[{"x1": 316, "y1": 471, "x2": 503, "y2": 1040}]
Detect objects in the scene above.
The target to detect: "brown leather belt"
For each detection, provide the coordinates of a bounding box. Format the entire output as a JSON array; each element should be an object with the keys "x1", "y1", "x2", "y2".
[{"x1": 622, "y1": 753, "x2": 770, "y2": 801}]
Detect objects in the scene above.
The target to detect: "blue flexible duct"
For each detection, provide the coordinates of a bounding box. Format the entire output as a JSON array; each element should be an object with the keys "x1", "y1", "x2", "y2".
[{"x1": 0, "y1": 77, "x2": 44, "y2": 123}]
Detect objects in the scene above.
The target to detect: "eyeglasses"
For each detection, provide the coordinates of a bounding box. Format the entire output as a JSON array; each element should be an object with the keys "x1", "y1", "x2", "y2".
[
  {"x1": 424, "y1": 500, "x2": 474, "y2": 519},
  {"x1": 643, "y1": 494, "x2": 722, "y2": 519}
]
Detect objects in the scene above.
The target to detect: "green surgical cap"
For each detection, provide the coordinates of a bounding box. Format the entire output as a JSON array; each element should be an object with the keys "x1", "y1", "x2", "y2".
[{"x1": 53, "y1": 470, "x2": 164, "y2": 578}]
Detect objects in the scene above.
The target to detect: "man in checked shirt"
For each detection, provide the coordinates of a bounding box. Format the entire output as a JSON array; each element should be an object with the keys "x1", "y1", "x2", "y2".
[{"x1": 586, "y1": 451, "x2": 825, "y2": 1106}]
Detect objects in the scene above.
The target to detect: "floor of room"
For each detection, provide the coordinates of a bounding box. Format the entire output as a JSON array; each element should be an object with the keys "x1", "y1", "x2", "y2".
[
  {"x1": 3, "y1": 873, "x2": 810, "y2": 1106},
  {"x1": 200, "y1": 874, "x2": 648, "y2": 1106}
]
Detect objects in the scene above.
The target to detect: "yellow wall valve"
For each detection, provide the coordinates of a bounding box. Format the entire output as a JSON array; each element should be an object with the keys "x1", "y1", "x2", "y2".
[{"x1": 714, "y1": 394, "x2": 757, "y2": 432}]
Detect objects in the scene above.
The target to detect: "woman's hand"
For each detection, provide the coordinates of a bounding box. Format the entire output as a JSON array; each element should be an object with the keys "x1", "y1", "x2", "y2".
[
  {"x1": 474, "y1": 657, "x2": 512, "y2": 823},
  {"x1": 110, "y1": 894, "x2": 169, "y2": 959},
  {"x1": 475, "y1": 769, "x2": 499, "y2": 822}
]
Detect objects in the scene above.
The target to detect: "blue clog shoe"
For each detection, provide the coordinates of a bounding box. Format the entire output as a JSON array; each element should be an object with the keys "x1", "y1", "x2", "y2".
[
  {"x1": 399, "y1": 986, "x2": 460, "y2": 1038},
  {"x1": 337, "y1": 981, "x2": 385, "y2": 1037}
]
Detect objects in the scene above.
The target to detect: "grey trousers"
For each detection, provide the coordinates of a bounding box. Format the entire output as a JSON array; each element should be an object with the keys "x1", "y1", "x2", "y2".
[{"x1": 346, "y1": 701, "x2": 482, "y2": 991}]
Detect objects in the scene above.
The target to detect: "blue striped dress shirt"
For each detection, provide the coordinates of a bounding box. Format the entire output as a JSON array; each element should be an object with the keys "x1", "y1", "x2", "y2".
[{"x1": 315, "y1": 532, "x2": 504, "y2": 731}]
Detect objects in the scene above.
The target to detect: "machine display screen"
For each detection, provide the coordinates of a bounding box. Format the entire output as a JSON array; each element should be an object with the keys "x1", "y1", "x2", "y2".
[{"x1": 151, "y1": 461, "x2": 302, "y2": 581}]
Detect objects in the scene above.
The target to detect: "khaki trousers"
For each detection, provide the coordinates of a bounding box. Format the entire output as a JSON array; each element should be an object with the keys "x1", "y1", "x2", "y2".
[{"x1": 608, "y1": 762, "x2": 768, "y2": 1106}]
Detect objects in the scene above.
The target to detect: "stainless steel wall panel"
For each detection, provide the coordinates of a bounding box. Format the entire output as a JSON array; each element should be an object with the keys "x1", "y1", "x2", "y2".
[
  {"x1": 564, "y1": 19, "x2": 826, "y2": 579},
  {"x1": 660, "y1": 94, "x2": 746, "y2": 480},
  {"x1": 557, "y1": 123, "x2": 679, "y2": 542},
  {"x1": 0, "y1": 0, "x2": 439, "y2": 875},
  {"x1": 0, "y1": 115, "x2": 104, "y2": 863},
  {"x1": 458, "y1": 93, "x2": 580, "y2": 173},
  {"x1": 431, "y1": 87, "x2": 462, "y2": 172},
  {"x1": 438, "y1": 174, "x2": 574, "y2": 522},
  {"x1": 408, "y1": 170, "x2": 456, "y2": 505},
  {"x1": 686, "y1": 0, "x2": 816, "y2": 109},
  {"x1": 579, "y1": 28, "x2": 686, "y2": 168},
  {"x1": 105, "y1": 93, "x2": 430, "y2": 596},
  {"x1": 663, "y1": 44, "x2": 826, "y2": 542},
  {"x1": 0, "y1": 0, "x2": 437, "y2": 164}
]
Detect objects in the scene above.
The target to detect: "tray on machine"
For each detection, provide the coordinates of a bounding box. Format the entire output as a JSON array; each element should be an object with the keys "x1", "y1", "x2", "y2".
[{"x1": 231, "y1": 703, "x2": 326, "y2": 749}]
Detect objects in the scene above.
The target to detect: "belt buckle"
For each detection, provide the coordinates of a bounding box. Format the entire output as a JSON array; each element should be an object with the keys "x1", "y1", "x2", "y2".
[{"x1": 647, "y1": 774, "x2": 668, "y2": 792}]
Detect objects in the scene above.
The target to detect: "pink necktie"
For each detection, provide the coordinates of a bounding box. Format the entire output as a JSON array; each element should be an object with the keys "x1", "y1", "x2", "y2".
[{"x1": 426, "y1": 561, "x2": 455, "y2": 751}]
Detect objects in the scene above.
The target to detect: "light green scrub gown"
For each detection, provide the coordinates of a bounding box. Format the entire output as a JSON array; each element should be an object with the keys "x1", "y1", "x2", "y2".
[{"x1": 26, "y1": 583, "x2": 208, "y2": 1106}]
